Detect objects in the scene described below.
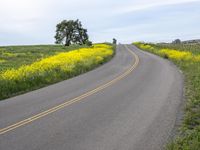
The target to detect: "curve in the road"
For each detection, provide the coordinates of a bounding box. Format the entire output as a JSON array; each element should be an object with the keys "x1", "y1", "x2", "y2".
[{"x1": 0, "y1": 45, "x2": 139, "y2": 135}]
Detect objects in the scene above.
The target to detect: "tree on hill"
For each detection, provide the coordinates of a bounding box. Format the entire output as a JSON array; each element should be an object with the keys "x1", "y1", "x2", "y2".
[
  {"x1": 113, "y1": 38, "x2": 117, "y2": 44},
  {"x1": 55, "y1": 19, "x2": 92, "y2": 46}
]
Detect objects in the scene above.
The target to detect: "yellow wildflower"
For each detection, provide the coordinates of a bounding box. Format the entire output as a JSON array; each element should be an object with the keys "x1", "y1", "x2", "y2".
[{"x1": 0, "y1": 44, "x2": 113, "y2": 81}]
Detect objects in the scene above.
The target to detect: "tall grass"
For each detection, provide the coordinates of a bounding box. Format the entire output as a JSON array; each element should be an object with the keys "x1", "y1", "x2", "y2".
[
  {"x1": 0, "y1": 44, "x2": 114, "y2": 100},
  {"x1": 133, "y1": 42, "x2": 200, "y2": 150}
]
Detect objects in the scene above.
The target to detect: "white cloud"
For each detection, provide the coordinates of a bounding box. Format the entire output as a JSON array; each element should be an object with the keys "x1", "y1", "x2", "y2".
[
  {"x1": 113, "y1": 0, "x2": 200, "y2": 14},
  {"x1": 0, "y1": 0, "x2": 46, "y2": 33},
  {"x1": 0, "y1": 0, "x2": 45, "y2": 19}
]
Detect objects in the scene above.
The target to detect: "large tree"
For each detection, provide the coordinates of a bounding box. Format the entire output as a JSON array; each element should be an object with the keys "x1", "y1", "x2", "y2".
[{"x1": 55, "y1": 19, "x2": 91, "y2": 46}]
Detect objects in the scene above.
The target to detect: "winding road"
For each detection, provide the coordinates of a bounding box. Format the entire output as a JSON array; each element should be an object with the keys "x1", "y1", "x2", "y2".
[{"x1": 0, "y1": 45, "x2": 183, "y2": 150}]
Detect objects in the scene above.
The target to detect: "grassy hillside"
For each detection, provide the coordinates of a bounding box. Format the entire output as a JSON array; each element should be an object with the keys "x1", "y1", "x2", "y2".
[
  {"x1": 0, "y1": 44, "x2": 115, "y2": 100},
  {"x1": 0, "y1": 45, "x2": 87, "y2": 72},
  {"x1": 133, "y1": 42, "x2": 200, "y2": 150}
]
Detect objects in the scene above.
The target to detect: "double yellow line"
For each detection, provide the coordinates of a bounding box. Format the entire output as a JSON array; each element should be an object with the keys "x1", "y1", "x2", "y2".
[{"x1": 0, "y1": 45, "x2": 139, "y2": 135}]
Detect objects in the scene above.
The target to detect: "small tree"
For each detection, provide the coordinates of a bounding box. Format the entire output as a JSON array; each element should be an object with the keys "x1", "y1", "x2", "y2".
[
  {"x1": 55, "y1": 19, "x2": 91, "y2": 46},
  {"x1": 113, "y1": 38, "x2": 117, "y2": 44},
  {"x1": 172, "y1": 39, "x2": 181, "y2": 44}
]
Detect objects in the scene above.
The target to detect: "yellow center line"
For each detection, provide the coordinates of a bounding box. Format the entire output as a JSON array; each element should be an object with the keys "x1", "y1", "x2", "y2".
[{"x1": 0, "y1": 45, "x2": 139, "y2": 135}]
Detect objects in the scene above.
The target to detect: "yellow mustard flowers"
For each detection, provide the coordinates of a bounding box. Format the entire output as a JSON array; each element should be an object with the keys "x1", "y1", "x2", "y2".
[
  {"x1": 134, "y1": 42, "x2": 200, "y2": 62},
  {"x1": 0, "y1": 44, "x2": 114, "y2": 99}
]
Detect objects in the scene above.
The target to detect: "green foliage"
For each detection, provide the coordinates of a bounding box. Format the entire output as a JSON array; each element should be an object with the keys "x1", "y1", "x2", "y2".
[
  {"x1": 55, "y1": 19, "x2": 92, "y2": 46},
  {"x1": 167, "y1": 127, "x2": 200, "y2": 150},
  {"x1": 133, "y1": 42, "x2": 200, "y2": 150}
]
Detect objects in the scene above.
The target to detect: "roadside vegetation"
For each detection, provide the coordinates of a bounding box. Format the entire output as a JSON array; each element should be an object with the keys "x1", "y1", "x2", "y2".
[
  {"x1": 0, "y1": 45, "x2": 87, "y2": 72},
  {"x1": 133, "y1": 42, "x2": 200, "y2": 150},
  {"x1": 0, "y1": 44, "x2": 114, "y2": 100}
]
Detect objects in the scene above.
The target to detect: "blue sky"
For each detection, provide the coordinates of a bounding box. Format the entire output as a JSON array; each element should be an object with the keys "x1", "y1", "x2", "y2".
[{"x1": 0, "y1": 0, "x2": 200, "y2": 45}]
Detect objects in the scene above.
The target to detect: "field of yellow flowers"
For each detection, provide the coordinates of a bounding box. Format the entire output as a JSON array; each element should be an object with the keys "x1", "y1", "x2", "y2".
[
  {"x1": 134, "y1": 42, "x2": 200, "y2": 150},
  {"x1": 0, "y1": 44, "x2": 114, "y2": 100}
]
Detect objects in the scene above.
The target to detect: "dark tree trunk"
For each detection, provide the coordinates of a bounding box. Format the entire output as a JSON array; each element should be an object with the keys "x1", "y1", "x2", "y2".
[{"x1": 65, "y1": 37, "x2": 70, "y2": 46}]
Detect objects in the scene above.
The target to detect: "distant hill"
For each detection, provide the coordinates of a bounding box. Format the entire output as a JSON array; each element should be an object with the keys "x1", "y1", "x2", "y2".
[
  {"x1": 182, "y1": 39, "x2": 200, "y2": 44},
  {"x1": 157, "y1": 39, "x2": 200, "y2": 44}
]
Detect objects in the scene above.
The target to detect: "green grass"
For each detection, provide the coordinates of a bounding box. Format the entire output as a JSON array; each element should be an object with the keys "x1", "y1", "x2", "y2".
[
  {"x1": 0, "y1": 44, "x2": 87, "y2": 72},
  {"x1": 133, "y1": 42, "x2": 200, "y2": 150},
  {"x1": 0, "y1": 44, "x2": 115, "y2": 100},
  {"x1": 156, "y1": 43, "x2": 200, "y2": 55}
]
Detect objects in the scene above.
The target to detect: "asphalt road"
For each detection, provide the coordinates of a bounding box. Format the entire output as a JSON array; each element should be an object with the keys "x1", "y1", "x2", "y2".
[{"x1": 0, "y1": 45, "x2": 183, "y2": 150}]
